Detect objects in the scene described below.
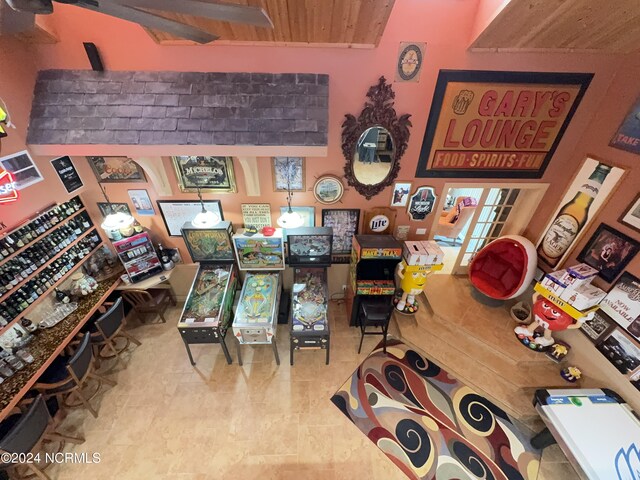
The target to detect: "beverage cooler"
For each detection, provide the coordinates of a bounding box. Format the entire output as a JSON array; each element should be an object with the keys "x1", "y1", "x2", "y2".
[{"x1": 112, "y1": 232, "x2": 162, "y2": 283}]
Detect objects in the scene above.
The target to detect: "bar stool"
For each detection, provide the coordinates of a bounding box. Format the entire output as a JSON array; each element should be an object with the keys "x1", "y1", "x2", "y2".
[
  {"x1": 0, "y1": 395, "x2": 84, "y2": 480},
  {"x1": 121, "y1": 289, "x2": 175, "y2": 323},
  {"x1": 357, "y1": 296, "x2": 394, "y2": 354},
  {"x1": 33, "y1": 333, "x2": 116, "y2": 419}
]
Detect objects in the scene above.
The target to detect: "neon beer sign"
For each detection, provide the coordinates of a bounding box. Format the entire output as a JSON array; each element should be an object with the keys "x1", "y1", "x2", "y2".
[{"x1": 0, "y1": 168, "x2": 18, "y2": 203}]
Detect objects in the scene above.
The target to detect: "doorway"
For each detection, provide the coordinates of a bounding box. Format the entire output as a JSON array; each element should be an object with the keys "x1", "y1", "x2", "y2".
[{"x1": 430, "y1": 183, "x2": 548, "y2": 275}]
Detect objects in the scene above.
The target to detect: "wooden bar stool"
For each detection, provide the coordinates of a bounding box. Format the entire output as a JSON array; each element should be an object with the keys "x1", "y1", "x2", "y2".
[
  {"x1": 357, "y1": 296, "x2": 394, "y2": 354},
  {"x1": 121, "y1": 289, "x2": 175, "y2": 323},
  {"x1": 33, "y1": 333, "x2": 116, "y2": 419}
]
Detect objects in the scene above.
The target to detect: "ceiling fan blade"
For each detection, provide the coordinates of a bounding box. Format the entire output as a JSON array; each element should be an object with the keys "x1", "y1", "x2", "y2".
[
  {"x1": 0, "y1": 1, "x2": 35, "y2": 34},
  {"x1": 110, "y1": 0, "x2": 273, "y2": 28},
  {"x1": 76, "y1": 1, "x2": 219, "y2": 43}
]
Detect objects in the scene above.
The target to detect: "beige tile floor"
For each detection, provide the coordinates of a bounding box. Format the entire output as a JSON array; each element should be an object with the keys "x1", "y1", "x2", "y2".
[{"x1": 42, "y1": 300, "x2": 578, "y2": 480}]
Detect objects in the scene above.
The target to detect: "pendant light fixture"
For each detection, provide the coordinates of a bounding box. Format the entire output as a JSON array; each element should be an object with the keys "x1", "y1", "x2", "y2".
[
  {"x1": 192, "y1": 186, "x2": 221, "y2": 228},
  {"x1": 99, "y1": 183, "x2": 134, "y2": 234},
  {"x1": 276, "y1": 157, "x2": 304, "y2": 229}
]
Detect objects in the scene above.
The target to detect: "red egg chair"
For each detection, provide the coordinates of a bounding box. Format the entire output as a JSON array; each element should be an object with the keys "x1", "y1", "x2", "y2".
[{"x1": 468, "y1": 235, "x2": 537, "y2": 300}]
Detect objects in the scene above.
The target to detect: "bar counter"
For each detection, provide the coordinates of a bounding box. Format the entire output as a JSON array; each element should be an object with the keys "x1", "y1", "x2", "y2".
[{"x1": 0, "y1": 277, "x2": 121, "y2": 421}]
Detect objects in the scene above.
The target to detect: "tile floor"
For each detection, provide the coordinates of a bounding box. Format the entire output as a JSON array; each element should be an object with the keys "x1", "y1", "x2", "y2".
[{"x1": 43, "y1": 300, "x2": 578, "y2": 479}]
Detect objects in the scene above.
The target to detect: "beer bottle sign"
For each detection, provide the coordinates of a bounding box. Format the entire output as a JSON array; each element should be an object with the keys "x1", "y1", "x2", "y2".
[{"x1": 538, "y1": 163, "x2": 611, "y2": 267}]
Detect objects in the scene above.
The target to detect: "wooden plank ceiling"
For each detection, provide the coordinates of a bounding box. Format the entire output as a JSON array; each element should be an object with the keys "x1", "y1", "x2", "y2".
[
  {"x1": 143, "y1": 0, "x2": 395, "y2": 47},
  {"x1": 471, "y1": 0, "x2": 640, "y2": 53}
]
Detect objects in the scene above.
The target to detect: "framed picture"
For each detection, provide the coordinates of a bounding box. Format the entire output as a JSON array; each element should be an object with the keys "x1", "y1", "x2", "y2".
[
  {"x1": 50, "y1": 156, "x2": 83, "y2": 194},
  {"x1": 241, "y1": 204, "x2": 272, "y2": 229},
  {"x1": 536, "y1": 157, "x2": 625, "y2": 269},
  {"x1": 313, "y1": 175, "x2": 344, "y2": 204},
  {"x1": 97, "y1": 202, "x2": 131, "y2": 218},
  {"x1": 580, "y1": 310, "x2": 617, "y2": 344},
  {"x1": 577, "y1": 223, "x2": 639, "y2": 283},
  {"x1": 322, "y1": 209, "x2": 360, "y2": 262},
  {"x1": 128, "y1": 189, "x2": 154, "y2": 216},
  {"x1": 0, "y1": 150, "x2": 43, "y2": 190},
  {"x1": 600, "y1": 272, "x2": 640, "y2": 341},
  {"x1": 415, "y1": 70, "x2": 593, "y2": 178},
  {"x1": 396, "y1": 42, "x2": 425, "y2": 83},
  {"x1": 407, "y1": 186, "x2": 437, "y2": 221},
  {"x1": 172, "y1": 156, "x2": 236, "y2": 193},
  {"x1": 619, "y1": 193, "x2": 640, "y2": 234},
  {"x1": 87, "y1": 156, "x2": 147, "y2": 183},
  {"x1": 609, "y1": 95, "x2": 640, "y2": 155},
  {"x1": 157, "y1": 200, "x2": 224, "y2": 236},
  {"x1": 390, "y1": 182, "x2": 412, "y2": 207},
  {"x1": 596, "y1": 328, "x2": 640, "y2": 375},
  {"x1": 272, "y1": 157, "x2": 305, "y2": 192}
]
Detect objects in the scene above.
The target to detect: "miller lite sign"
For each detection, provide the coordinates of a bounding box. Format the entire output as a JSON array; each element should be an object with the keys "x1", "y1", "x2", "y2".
[
  {"x1": 369, "y1": 215, "x2": 390, "y2": 233},
  {"x1": 0, "y1": 168, "x2": 18, "y2": 204}
]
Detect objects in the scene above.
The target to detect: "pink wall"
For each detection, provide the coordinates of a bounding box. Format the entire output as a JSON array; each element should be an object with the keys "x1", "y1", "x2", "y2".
[{"x1": 0, "y1": 0, "x2": 637, "y2": 285}]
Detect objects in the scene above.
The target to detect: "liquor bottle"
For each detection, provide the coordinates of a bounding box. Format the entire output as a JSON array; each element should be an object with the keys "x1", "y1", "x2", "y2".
[
  {"x1": 133, "y1": 220, "x2": 143, "y2": 234},
  {"x1": 538, "y1": 163, "x2": 612, "y2": 267},
  {"x1": 54, "y1": 288, "x2": 70, "y2": 304},
  {"x1": 71, "y1": 219, "x2": 82, "y2": 236},
  {"x1": 81, "y1": 214, "x2": 91, "y2": 230}
]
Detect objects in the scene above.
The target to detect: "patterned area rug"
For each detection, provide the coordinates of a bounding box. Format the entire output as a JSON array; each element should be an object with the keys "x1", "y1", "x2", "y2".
[{"x1": 331, "y1": 339, "x2": 540, "y2": 480}]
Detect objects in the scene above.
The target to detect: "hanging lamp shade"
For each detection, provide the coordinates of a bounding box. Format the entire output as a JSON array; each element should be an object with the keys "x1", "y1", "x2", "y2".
[
  {"x1": 276, "y1": 208, "x2": 304, "y2": 229},
  {"x1": 192, "y1": 209, "x2": 221, "y2": 228},
  {"x1": 101, "y1": 211, "x2": 134, "y2": 232}
]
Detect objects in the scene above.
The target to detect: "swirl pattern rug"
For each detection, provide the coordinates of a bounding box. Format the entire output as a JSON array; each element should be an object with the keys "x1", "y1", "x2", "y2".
[{"x1": 331, "y1": 339, "x2": 540, "y2": 479}]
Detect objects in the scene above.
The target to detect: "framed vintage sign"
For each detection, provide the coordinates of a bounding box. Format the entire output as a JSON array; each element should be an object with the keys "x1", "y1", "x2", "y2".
[
  {"x1": 241, "y1": 204, "x2": 272, "y2": 229},
  {"x1": 610, "y1": 95, "x2": 640, "y2": 155},
  {"x1": 322, "y1": 209, "x2": 360, "y2": 263},
  {"x1": 362, "y1": 207, "x2": 396, "y2": 235},
  {"x1": 157, "y1": 200, "x2": 224, "y2": 236},
  {"x1": 128, "y1": 189, "x2": 154, "y2": 216},
  {"x1": 396, "y1": 42, "x2": 425, "y2": 83},
  {"x1": 390, "y1": 181, "x2": 412, "y2": 207},
  {"x1": 313, "y1": 175, "x2": 344, "y2": 204},
  {"x1": 172, "y1": 156, "x2": 236, "y2": 193},
  {"x1": 580, "y1": 310, "x2": 617, "y2": 345},
  {"x1": 0, "y1": 150, "x2": 43, "y2": 191},
  {"x1": 88, "y1": 156, "x2": 147, "y2": 183},
  {"x1": 415, "y1": 70, "x2": 593, "y2": 178},
  {"x1": 407, "y1": 187, "x2": 437, "y2": 221},
  {"x1": 600, "y1": 272, "x2": 640, "y2": 341},
  {"x1": 619, "y1": 193, "x2": 640, "y2": 234},
  {"x1": 97, "y1": 202, "x2": 131, "y2": 218},
  {"x1": 51, "y1": 156, "x2": 83, "y2": 194},
  {"x1": 577, "y1": 223, "x2": 639, "y2": 283}
]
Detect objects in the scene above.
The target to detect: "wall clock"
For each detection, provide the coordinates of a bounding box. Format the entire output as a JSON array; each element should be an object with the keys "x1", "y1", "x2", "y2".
[
  {"x1": 313, "y1": 175, "x2": 344, "y2": 204},
  {"x1": 396, "y1": 42, "x2": 425, "y2": 82}
]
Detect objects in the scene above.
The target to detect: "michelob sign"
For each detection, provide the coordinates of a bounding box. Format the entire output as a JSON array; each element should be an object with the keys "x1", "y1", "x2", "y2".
[{"x1": 416, "y1": 70, "x2": 593, "y2": 178}]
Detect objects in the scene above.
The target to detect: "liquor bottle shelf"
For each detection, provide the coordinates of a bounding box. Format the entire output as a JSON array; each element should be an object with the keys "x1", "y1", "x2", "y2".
[
  {"x1": 0, "y1": 207, "x2": 87, "y2": 267},
  {"x1": 1, "y1": 227, "x2": 96, "y2": 297},
  {"x1": 0, "y1": 241, "x2": 105, "y2": 337}
]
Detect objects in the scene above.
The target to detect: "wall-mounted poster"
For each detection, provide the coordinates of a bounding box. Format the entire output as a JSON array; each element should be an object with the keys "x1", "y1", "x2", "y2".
[
  {"x1": 407, "y1": 187, "x2": 437, "y2": 221},
  {"x1": 600, "y1": 272, "x2": 640, "y2": 341},
  {"x1": 536, "y1": 157, "x2": 625, "y2": 269},
  {"x1": 580, "y1": 310, "x2": 617, "y2": 345},
  {"x1": 88, "y1": 156, "x2": 147, "y2": 183},
  {"x1": 415, "y1": 70, "x2": 593, "y2": 178},
  {"x1": 128, "y1": 189, "x2": 154, "y2": 216},
  {"x1": 609, "y1": 96, "x2": 640, "y2": 155},
  {"x1": 172, "y1": 156, "x2": 236, "y2": 193},
  {"x1": 322, "y1": 209, "x2": 360, "y2": 263},
  {"x1": 577, "y1": 223, "x2": 639, "y2": 283},
  {"x1": 390, "y1": 181, "x2": 412, "y2": 207},
  {"x1": 157, "y1": 200, "x2": 224, "y2": 236},
  {"x1": 0, "y1": 150, "x2": 43, "y2": 190},
  {"x1": 97, "y1": 202, "x2": 131, "y2": 218},
  {"x1": 272, "y1": 157, "x2": 305, "y2": 192},
  {"x1": 596, "y1": 328, "x2": 640, "y2": 375},
  {"x1": 51, "y1": 156, "x2": 83, "y2": 194},
  {"x1": 241, "y1": 204, "x2": 272, "y2": 229},
  {"x1": 396, "y1": 42, "x2": 425, "y2": 83},
  {"x1": 619, "y1": 193, "x2": 640, "y2": 234}
]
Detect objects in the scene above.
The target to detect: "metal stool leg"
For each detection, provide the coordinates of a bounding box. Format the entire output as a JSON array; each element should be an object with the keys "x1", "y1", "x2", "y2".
[{"x1": 358, "y1": 327, "x2": 366, "y2": 354}]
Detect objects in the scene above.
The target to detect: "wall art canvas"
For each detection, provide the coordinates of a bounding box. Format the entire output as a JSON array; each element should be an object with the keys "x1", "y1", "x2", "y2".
[
  {"x1": 97, "y1": 202, "x2": 131, "y2": 218},
  {"x1": 272, "y1": 157, "x2": 305, "y2": 191},
  {"x1": 600, "y1": 272, "x2": 640, "y2": 341},
  {"x1": 157, "y1": 200, "x2": 224, "y2": 236},
  {"x1": 322, "y1": 209, "x2": 360, "y2": 262},
  {"x1": 128, "y1": 189, "x2": 154, "y2": 215},
  {"x1": 390, "y1": 182, "x2": 412, "y2": 207},
  {"x1": 241, "y1": 204, "x2": 272, "y2": 229},
  {"x1": 619, "y1": 193, "x2": 640, "y2": 234},
  {"x1": 88, "y1": 156, "x2": 147, "y2": 183},
  {"x1": 172, "y1": 156, "x2": 236, "y2": 193},
  {"x1": 415, "y1": 70, "x2": 593, "y2": 178},
  {"x1": 0, "y1": 150, "x2": 43, "y2": 190},
  {"x1": 577, "y1": 223, "x2": 639, "y2": 283},
  {"x1": 610, "y1": 95, "x2": 640, "y2": 155},
  {"x1": 536, "y1": 157, "x2": 625, "y2": 269},
  {"x1": 51, "y1": 156, "x2": 83, "y2": 194}
]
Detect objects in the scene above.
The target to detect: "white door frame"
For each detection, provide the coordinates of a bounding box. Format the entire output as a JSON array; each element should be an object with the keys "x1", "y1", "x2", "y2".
[{"x1": 429, "y1": 182, "x2": 549, "y2": 275}]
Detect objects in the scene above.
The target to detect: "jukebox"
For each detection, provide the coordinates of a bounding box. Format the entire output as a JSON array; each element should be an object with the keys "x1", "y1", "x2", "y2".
[
  {"x1": 287, "y1": 227, "x2": 333, "y2": 365},
  {"x1": 177, "y1": 221, "x2": 238, "y2": 365}
]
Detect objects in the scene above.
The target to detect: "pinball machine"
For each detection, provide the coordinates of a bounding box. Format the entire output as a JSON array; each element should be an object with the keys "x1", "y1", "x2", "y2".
[
  {"x1": 287, "y1": 227, "x2": 333, "y2": 365},
  {"x1": 177, "y1": 221, "x2": 238, "y2": 365}
]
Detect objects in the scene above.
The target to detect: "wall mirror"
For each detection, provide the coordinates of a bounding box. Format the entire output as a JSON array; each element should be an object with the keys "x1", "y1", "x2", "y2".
[{"x1": 342, "y1": 77, "x2": 412, "y2": 200}]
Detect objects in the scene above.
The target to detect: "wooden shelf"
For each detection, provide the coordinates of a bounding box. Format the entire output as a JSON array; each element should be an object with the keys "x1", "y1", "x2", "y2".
[
  {"x1": 0, "y1": 240, "x2": 105, "y2": 337},
  {"x1": 0, "y1": 207, "x2": 86, "y2": 267},
  {"x1": 1, "y1": 227, "x2": 96, "y2": 296}
]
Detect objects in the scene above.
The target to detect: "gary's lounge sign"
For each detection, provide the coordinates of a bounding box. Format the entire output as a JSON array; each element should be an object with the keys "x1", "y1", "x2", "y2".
[{"x1": 415, "y1": 70, "x2": 593, "y2": 178}]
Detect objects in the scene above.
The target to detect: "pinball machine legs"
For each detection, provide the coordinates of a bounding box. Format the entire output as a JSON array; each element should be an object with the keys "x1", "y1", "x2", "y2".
[
  {"x1": 236, "y1": 341, "x2": 280, "y2": 366},
  {"x1": 220, "y1": 337, "x2": 233, "y2": 365},
  {"x1": 182, "y1": 339, "x2": 196, "y2": 366}
]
